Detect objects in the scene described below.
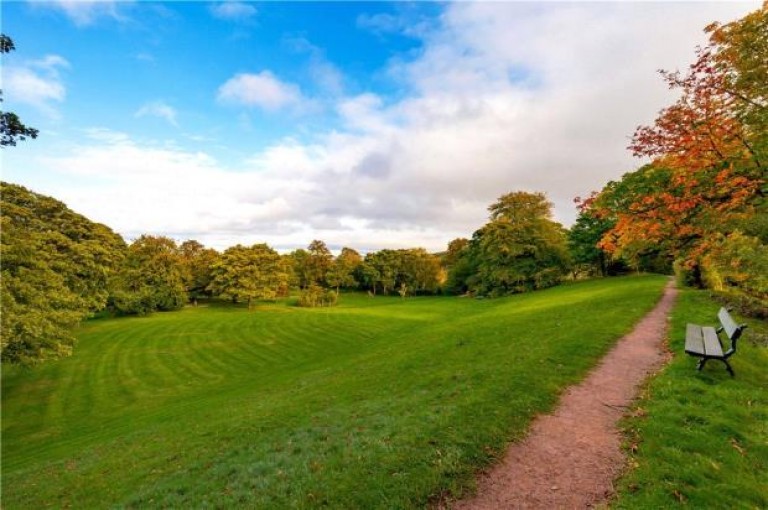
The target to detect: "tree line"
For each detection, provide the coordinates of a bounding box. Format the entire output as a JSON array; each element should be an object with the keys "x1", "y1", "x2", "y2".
[
  {"x1": 2, "y1": 4, "x2": 765, "y2": 364},
  {"x1": 1, "y1": 182, "x2": 582, "y2": 364}
]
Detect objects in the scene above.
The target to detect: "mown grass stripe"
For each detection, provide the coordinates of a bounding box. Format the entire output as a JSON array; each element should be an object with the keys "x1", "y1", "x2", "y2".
[{"x1": 2, "y1": 276, "x2": 668, "y2": 508}]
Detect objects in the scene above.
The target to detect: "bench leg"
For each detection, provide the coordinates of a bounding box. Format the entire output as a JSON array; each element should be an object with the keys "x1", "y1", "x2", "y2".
[
  {"x1": 722, "y1": 359, "x2": 735, "y2": 377},
  {"x1": 696, "y1": 358, "x2": 708, "y2": 371}
]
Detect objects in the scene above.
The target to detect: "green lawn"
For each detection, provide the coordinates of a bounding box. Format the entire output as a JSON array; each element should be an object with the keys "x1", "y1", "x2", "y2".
[
  {"x1": 614, "y1": 289, "x2": 768, "y2": 509},
  {"x1": 2, "y1": 275, "x2": 668, "y2": 509}
]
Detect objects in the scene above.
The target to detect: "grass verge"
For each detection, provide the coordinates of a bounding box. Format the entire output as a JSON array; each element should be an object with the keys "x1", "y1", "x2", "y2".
[{"x1": 613, "y1": 288, "x2": 768, "y2": 509}]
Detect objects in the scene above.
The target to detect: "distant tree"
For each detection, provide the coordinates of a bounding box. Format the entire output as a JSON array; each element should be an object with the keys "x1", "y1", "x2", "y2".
[
  {"x1": 444, "y1": 238, "x2": 474, "y2": 294},
  {"x1": 397, "y1": 248, "x2": 442, "y2": 295},
  {"x1": 179, "y1": 240, "x2": 219, "y2": 302},
  {"x1": 568, "y1": 207, "x2": 622, "y2": 277},
  {"x1": 355, "y1": 261, "x2": 380, "y2": 295},
  {"x1": 288, "y1": 249, "x2": 311, "y2": 290},
  {"x1": 356, "y1": 248, "x2": 441, "y2": 296},
  {"x1": 364, "y1": 250, "x2": 399, "y2": 295},
  {"x1": 109, "y1": 236, "x2": 187, "y2": 314},
  {"x1": 277, "y1": 255, "x2": 294, "y2": 297},
  {"x1": 458, "y1": 191, "x2": 571, "y2": 296},
  {"x1": 1, "y1": 34, "x2": 39, "y2": 147},
  {"x1": 1, "y1": 182, "x2": 126, "y2": 363},
  {"x1": 208, "y1": 243, "x2": 287, "y2": 309},
  {"x1": 443, "y1": 238, "x2": 469, "y2": 269},
  {"x1": 306, "y1": 239, "x2": 333, "y2": 286},
  {"x1": 326, "y1": 247, "x2": 362, "y2": 295}
]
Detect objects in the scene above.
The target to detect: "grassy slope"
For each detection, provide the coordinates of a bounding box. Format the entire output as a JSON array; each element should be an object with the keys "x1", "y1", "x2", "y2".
[
  {"x1": 2, "y1": 275, "x2": 667, "y2": 509},
  {"x1": 613, "y1": 289, "x2": 768, "y2": 509}
]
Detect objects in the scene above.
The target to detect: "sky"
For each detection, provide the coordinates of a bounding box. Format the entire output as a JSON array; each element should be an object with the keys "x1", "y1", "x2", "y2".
[{"x1": 2, "y1": 0, "x2": 760, "y2": 253}]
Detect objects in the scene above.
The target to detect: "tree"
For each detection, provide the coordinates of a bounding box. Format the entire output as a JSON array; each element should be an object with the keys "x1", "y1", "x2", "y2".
[
  {"x1": 326, "y1": 247, "x2": 362, "y2": 295},
  {"x1": 208, "y1": 244, "x2": 287, "y2": 309},
  {"x1": 363, "y1": 250, "x2": 399, "y2": 295},
  {"x1": 397, "y1": 248, "x2": 442, "y2": 295},
  {"x1": 594, "y1": 5, "x2": 766, "y2": 290},
  {"x1": 355, "y1": 261, "x2": 380, "y2": 295},
  {"x1": 454, "y1": 191, "x2": 570, "y2": 296},
  {"x1": 109, "y1": 236, "x2": 187, "y2": 314},
  {"x1": 1, "y1": 182, "x2": 126, "y2": 363},
  {"x1": 568, "y1": 208, "x2": 608, "y2": 277},
  {"x1": 287, "y1": 249, "x2": 311, "y2": 290},
  {"x1": 443, "y1": 238, "x2": 474, "y2": 294},
  {"x1": 306, "y1": 239, "x2": 333, "y2": 287},
  {"x1": 1, "y1": 34, "x2": 39, "y2": 147},
  {"x1": 179, "y1": 240, "x2": 219, "y2": 302}
]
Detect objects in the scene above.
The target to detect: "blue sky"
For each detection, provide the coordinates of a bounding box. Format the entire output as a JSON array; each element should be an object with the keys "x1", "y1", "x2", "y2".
[{"x1": 2, "y1": 1, "x2": 759, "y2": 252}]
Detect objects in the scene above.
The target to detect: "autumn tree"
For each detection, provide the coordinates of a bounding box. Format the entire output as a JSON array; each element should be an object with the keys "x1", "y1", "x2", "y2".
[
  {"x1": 1, "y1": 34, "x2": 38, "y2": 147},
  {"x1": 593, "y1": 4, "x2": 766, "y2": 292},
  {"x1": 208, "y1": 244, "x2": 288, "y2": 309},
  {"x1": 1, "y1": 182, "x2": 125, "y2": 363}
]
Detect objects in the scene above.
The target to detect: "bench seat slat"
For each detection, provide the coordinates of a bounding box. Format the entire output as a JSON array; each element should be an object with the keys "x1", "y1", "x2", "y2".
[
  {"x1": 685, "y1": 324, "x2": 705, "y2": 355},
  {"x1": 702, "y1": 326, "x2": 724, "y2": 357}
]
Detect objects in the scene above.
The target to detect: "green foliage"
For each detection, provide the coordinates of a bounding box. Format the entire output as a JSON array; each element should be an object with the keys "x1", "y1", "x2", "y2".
[
  {"x1": 109, "y1": 236, "x2": 187, "y2": 315},
  {"x1": 354, "y1": 260, "x2": 380, "y2": 294},
  {"x1": 568, "y1": 209, "x2": 623, "y2": 277},
  {"x1": 614, "y1": 289, "x2": 768, "y2": 508},
  {"x1": 701, "y1": 231, "x2": 768, "y2": 301},
  {"x1": 443, "y1": 238, "x2": 474, "y2": 294},
  {"x1": 1, "y1": 276, "x2": 667, "y2": 508},
  {"x1": 449, "y1": 191, "x2": 571, "y2": 296},
  {"x1": 1, "y1": 182, "x2": 126, "y2": 363},
  {"x1": 326, "y1": 247, "x2": 362, "y2": 293},
  {"x1": 360, "y1": 248, "x2": 442, "y2": 296},
  {"x1": 1, "y1": 34, "x2": 38, "y2": 147},
  {"x1": 179, "y1": 240, "x2": 219, "y2": 300},
  {"x1": 287, "y1": 248, "x2": 311, "y2": 289},
  {"x1": 306, "y1": 239, "x2": 333, "y2": 286},
  {"x1": 208, "y1": 243, "x2": 288, "y2": 308},
  {"x1": 296, "y1": 283, "x2": 338, "y2": 307}
]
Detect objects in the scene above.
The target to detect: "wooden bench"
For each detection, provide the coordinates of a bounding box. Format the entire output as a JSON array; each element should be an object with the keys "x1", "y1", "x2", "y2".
[{"x1": 684, "y1": 307, "x2": 747, "y2": 376}]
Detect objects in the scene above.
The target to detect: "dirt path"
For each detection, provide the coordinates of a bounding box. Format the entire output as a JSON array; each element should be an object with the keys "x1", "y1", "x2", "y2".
[{"x1": 451, "y1": 280, "x2": 677, "y2": 509}]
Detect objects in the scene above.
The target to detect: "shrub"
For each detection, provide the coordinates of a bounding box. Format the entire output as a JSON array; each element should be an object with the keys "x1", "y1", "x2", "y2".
[{"x1": 297, "y1": 284, "x2": 337, "y2": 308}]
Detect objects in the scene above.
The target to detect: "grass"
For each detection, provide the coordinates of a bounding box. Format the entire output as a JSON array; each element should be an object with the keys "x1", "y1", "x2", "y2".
[
  {"x1": 613, "y1": 288, "x2": 768, "y2": 509},
  {"x1": 2, "y1": 275, "x2": 668, "y2": 509}
]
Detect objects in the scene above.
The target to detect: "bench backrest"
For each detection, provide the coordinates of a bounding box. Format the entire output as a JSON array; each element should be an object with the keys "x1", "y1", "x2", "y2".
[{"x1": 718, "y1": 307, "x2": 747, "y2": 356}]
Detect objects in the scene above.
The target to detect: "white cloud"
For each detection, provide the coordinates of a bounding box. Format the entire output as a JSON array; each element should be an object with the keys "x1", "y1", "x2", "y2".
[
  {"x1": 217, "y1": 71, "x2": 304, "y2": 112},
  {"x1": 4, "y1": 55, "x2": 70, "y2": 116},
  {"x1": 7, "y1": 3, "x2": 761, "y2": 253},
  {"x1": 284, "y1": 37, "x2": 345, "y2": 97},
  {"x1": 356, "y1": 7, "x2": 434, "y2": 39},
  {"x1": 39, "y1": 1, "x2": 127, "y2": 27},
  {"x1": 209, "y1": 1, "x2": 257, "y2": 21},
  {"x1": 135, "y1": 101, "x2": 179, "y2": 127}
]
